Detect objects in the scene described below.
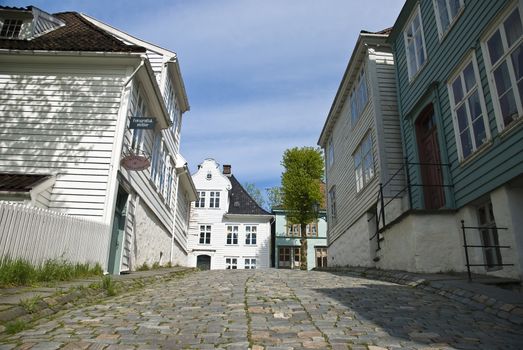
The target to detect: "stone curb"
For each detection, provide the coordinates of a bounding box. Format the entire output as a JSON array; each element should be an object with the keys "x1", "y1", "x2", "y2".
[
  {"x1": 0, "y1": 268, "x2": 195, "y2": 335},
  {"x1": 320, "y1": 267, "x2": 523, "y2": 326}
]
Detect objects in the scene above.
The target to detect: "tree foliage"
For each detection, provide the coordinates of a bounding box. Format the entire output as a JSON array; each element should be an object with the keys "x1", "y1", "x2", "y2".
[
  {"x1": 280, "y1": 147, "x2": 324, "y2": 269},
  {"x1": 243, "y1": 182, "x2": 266, "y2": 209},
  {"x1": 266, "y1": 186, "x2": 283, "y2": 210}
]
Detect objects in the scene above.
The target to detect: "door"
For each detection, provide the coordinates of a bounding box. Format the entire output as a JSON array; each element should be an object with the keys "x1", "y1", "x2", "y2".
[
  {"x1": 278, "y1": 247, "x2": 291, "y2": 268},
  {"x1": 196, "y1": 255, "x2": 211, "y2": 270},
  {"x1": 108, "y1": 187, "x2": 129, "y2": 274},
  {"x1": 415, "y1": 104, "x2": 445, "y2": 209}
]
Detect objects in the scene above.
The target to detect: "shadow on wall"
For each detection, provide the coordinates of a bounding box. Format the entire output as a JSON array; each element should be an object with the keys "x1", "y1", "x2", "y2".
[{"x1": 313, "y1": 277, "x2": 523, "y2": 349}]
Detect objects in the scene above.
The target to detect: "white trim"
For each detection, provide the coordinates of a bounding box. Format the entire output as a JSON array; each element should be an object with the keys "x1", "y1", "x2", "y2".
[
  {"x1": 432, "y1": 0, "x2": 465, "y2": 40},
  {"x1": 403, "y1": 4, "x2": 428, "y2": 81},
  {"x1": 447, "y1": 52, "x2": 491, "y2": 161}
]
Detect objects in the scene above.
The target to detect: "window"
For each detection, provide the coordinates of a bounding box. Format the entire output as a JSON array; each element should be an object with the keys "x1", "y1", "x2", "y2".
[
  {"x1": 199, "y1": 225, "x2": 211, "y2": 244},
  {"x1": 195, "y1": 191, "x2": 205, "y2": 208},
  {"x1": 483, "y1": 4, "x2": 523, "y2": 131},
  {"x1": 206, "y1": 172, "x2": 212, "y2": 180},
  {"x1": 327, "y1": 137, "x2": 334, "y2": 168},
  {"x1": 287, "y1": 224, "x2": 301, "y2": 237},
  {"x1": 404, "y1": 5, "x2": 427, "y2": 79},
  {"x1": 244, "y1": 258, "x2": 256, "y2": 269},
  {"x1": 245, "y1": 226, "x2": 257, "y2": 245},
  {"x1": 225, "y1": 258, "x2": 238, "y2": 269},
  {"x1": 350, "y1": 68, "x2": 369, "y2": 125},
  {"x1": 226, "y1": 225, "x2": 238, "y2": 245},
  {"x1": 328, "y1": 186, "x2": 337, "y2": 225},
  {"x1": 129, "y1": 87, "x2": 149, "y2": 154},
  {"x1": 0, "y1": 19, "x2": 23, "y2": 38},
  {"x1": 354, "y1": 134, "x2": 374, "y2": 192},
  {"x1": 477, "y1": 201, "x2": 502, "y2": 270},
  {"x1": 433, "y1": 0, "x2": 464, "y2": 38},
  {"x1": 448, "y1": 55, "x2": 490, "y2": 160},
  {"x1": 315, "y1": 247, "x2": 328, "y2": 268},
  {"x1": 209, "y1": 191, "x2": 220, "y2": 208},
  {"x1": 306, "y1": 222, "x2": 318, "y2": 237},
  {"x1": 164, "y1": 76, "x2": 180, "y2": 132}
]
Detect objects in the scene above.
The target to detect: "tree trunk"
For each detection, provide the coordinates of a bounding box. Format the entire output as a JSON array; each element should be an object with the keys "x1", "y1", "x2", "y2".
[{"x1": 300, "y1": 223, "x2": 307, "y2": 270}]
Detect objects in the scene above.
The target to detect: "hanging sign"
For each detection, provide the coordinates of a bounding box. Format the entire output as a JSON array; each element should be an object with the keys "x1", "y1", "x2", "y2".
[
  {"x1": 130, "y1": 117, "x2": 156, "y2": 129},
  {"x1": 120, "y1": 154, "x2": 150, "y2": 171}
]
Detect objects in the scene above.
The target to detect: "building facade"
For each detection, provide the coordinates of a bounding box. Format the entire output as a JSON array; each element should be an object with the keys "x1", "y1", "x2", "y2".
[
  {"x1": 0, "y1": 6, "x2": 197, "y2": 273},
  {"x1": 187, "y1": 159, "x2": 272, "y2": 270},
  {"x1": 318, "y1": 30, "x2": 403, "y2": 268},
  {"x1": 376, "y1": 0, "x2": 523, "y2": 279},
  {"x1": 272, "y1": 208, "x2": 327, "y2": 270}
]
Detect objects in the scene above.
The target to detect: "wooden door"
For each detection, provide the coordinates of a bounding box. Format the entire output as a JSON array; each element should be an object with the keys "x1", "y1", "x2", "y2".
[{"x1": 415, "y1": 104, "x2": 445, "y2": 209}]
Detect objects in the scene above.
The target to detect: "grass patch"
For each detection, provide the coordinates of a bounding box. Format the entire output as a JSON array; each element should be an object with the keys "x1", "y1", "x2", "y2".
[
  {"x1": 5, "y1": 320, "x2": 29, "y2": 334},
  {"x1": 136, "y1": 262, "x2": 150, "y2": 271},
  {"x1": 19, "y1": 295, "x2": 43, "y2": 314},
  {"x1": 101, "y1": 276, "x2": 117, "y2": 296},
  {"x1": 0, "y1": 256, "x2": 103, "y2": 287}
]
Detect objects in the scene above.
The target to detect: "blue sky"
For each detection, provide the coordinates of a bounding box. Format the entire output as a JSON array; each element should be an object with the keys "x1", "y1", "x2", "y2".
[{"x1": 3, "y1": 0, "x2": 405, "y2": 192}]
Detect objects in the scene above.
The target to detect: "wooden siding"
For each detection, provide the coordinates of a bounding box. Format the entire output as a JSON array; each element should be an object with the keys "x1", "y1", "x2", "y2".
[
  {"x1": 0, "y1": 63, "x2": 127, "y2": 218},
  {"x1": 372, "y1": 49, "x2": 405, "y2": 197},
  {"x1": 393, "y1": 0, "x2": 523, "y2": 209},
  {"x1": 174, "y1": 186, "x2": 190, "y2": 251},
  {"x1": 326, "y1": 58, "x2": 380, "y2": 244}
]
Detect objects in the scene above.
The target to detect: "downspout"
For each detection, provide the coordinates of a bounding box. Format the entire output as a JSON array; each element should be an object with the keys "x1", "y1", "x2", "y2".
[{"x1": 170, "y1": 166, "x2": 182, "y2": 265}]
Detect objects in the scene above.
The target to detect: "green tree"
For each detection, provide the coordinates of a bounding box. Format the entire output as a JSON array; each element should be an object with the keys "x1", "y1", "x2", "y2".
[
  {"x1": 243, "y1": 182, "x2": 266, "y2": 209},
  {"x1": 266, "y1": 186, "x2": 283, "y2": 210},
  {"x1": 281, "y1": 147, "x2": 324, "y2": 270}
]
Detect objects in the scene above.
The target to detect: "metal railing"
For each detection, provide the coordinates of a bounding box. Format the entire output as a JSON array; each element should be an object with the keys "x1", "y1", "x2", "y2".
[
  {"x1": 461, "y1": 220, "x2": 513, "y2": 282},
  {"x1": 369, "y1": 158, "x2": 452, "y2": 253}
]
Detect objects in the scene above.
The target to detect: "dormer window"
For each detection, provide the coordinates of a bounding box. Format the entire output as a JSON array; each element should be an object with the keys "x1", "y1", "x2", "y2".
[{"x1": 0, "y1": 19, "x2": 23, "y2": 38}]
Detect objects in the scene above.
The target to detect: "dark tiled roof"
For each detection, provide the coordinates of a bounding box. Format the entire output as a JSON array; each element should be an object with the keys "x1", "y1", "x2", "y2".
[
  {"x1": 0, "y1": 12, "x2": 146, "y2": 52},
  {"x1": 0, "y1": 173, "x2": 50, "y2": 192},
  {"x1": 227, "y1": 175, "x2": 271, "y2": 216}
]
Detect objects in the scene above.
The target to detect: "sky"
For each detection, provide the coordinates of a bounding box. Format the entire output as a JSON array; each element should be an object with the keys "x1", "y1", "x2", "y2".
[{"x1": 2, "y1": 0, "x2": 405, "y2": 193}]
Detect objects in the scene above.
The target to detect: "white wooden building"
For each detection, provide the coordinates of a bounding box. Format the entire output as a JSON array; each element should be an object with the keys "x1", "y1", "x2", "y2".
[
  {"x1": 0, "y1": 6, "x2": 197, "y2": 273},
  {"x1": 318, "y1": 29, "x2": 405, "y2": 268},
  {"x1": 187, "y1": 159, "x2": 273, "y2": 270}
]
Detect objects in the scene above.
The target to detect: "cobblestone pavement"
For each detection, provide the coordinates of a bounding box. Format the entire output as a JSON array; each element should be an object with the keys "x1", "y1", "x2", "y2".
[{"x1": 1, "y1": 269, "x2": 522, "y2": 349}]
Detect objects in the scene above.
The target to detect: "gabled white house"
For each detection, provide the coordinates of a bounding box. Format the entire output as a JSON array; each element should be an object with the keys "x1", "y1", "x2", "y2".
[
  {"x1": 187, "y1": 159, "x2": 273, "y2": 270},
  {"x1": 0, "y1": 5, "x2": 197, "y2": 273}
]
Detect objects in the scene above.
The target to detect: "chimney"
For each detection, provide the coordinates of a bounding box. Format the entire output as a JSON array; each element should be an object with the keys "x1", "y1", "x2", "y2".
[{"x1": 223, "y1": 164, "x2": 231, "y2": 176}]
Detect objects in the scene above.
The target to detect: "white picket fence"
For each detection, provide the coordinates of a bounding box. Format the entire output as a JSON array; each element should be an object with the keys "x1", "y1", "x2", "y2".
[{"x1": 0, "y1": 202, "x2": 110, "y2": 268}]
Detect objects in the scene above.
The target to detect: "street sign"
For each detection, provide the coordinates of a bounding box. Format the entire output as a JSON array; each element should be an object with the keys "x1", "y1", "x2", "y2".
[{"x1": 129, "y1": 117, "x2": 156, "y2": 129}]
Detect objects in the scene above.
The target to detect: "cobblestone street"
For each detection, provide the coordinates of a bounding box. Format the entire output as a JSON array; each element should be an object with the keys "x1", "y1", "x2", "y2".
[{"x1": 1, "y1": 269, "x2": 522, "y2": 350}]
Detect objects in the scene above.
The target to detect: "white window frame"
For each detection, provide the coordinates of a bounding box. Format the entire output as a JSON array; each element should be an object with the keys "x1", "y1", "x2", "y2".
[
  {"x1": 0, "y1": 19, "x2": 23, "y2": 39},
  {"x1": 353, "y1": 133, "x2": 375, "y2": 192},
  {"x1": 195, "y1": 191, "x2": 206, "y2": 208},
  {"x1": 327, "y1": 137, "x2": 334, "y2": 169},
  {"x1": 199, "y1": 225, "x2": 211, "y2": 245},
  {"x1": 129, "y1": 85, "x2": 148, "y2": 153},
  {"x1": 403, "y1": 4, "x2": 428, "y2": 80},
  {"x1": 432, "y1": 0, "x2": 464, "y2": 40},
  {"x1": 245, "y1": 225, "x2": 257, "y2": 245},
  {"x1": 209, "y1": 191, "x2": 220, "y2": 208},
  {"x1": 350, "y1": 67, "x2": 369, "y2": 126},
  {"x1": 244, "y1": 258, "x2": 256, "y2": 269},
  {"x1": 481, "y1": 1, "x2": 523, "y2": 132},
  {"x1": 447, "y1": 53, "x2": 491, "y2": 161},
  {"x1": 225, "y1": 257, "x2": 238, "y2": 269},
  {"x1": 163, "y1": 76, "x2": 180, "y2": 133},
  {"x1": 226, "y1": 225, "x2": 239, "y2": 245},
  {"x1": 328, "y1": 186, "x2": 337, "y2": 225}
]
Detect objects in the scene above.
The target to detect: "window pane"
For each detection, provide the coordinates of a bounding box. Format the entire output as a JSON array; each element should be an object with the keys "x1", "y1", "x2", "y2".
[
  {"x1": 504, "y1": 8, "x2": 522, "y2": 48},
  {"x1": 472, "y1": 118, "x2": 487, "y2": 147},
  {"x1": 407, "y1": 41, "x2": 417, "y2": 75},
  {"x1": 456, "y1": 105, "x2": 468, "y2": 132},
  {"x1": 494, "y1": 62, "x2": 513, "y2": 95},
  {"x1": 452, "y1": 78, "x2": 464, "y2": 104},
  {"x1": 460, "y1": 130, "x2": 472, "y2": 158},
  {"x1": 463, "y1": 63, "x2": 476, "y2": 92},
  {"x1": 468, "y1": 91, "x2": 482, "y2": 118},
  {"x1": 413, "y1": 14, "x2": 420, "y2": 30},
  {"x1": 511, "y1": 44, "x2": 523, "y2": 80},
  {"x1": 362, "y1": 136, "x2": 372, "y2": 154},
  {"x1": 487, "y1": 31, "x2": 504, "y2": 65},
  {"x1": 499, "y1": 89, "x2": 518, "y2": 125},
  {"x1": 449, "y1": 0, "x2": 462, "y2": 18},
  {"x1": 416, "y1": 33, "x2": 426, "y2": 65},
  {"x1": 354, "y1": 152, "x2": 361, "y2": 167},
  {"x1": 437, "y1": 0, "x2": 450, "y2": 30}
]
